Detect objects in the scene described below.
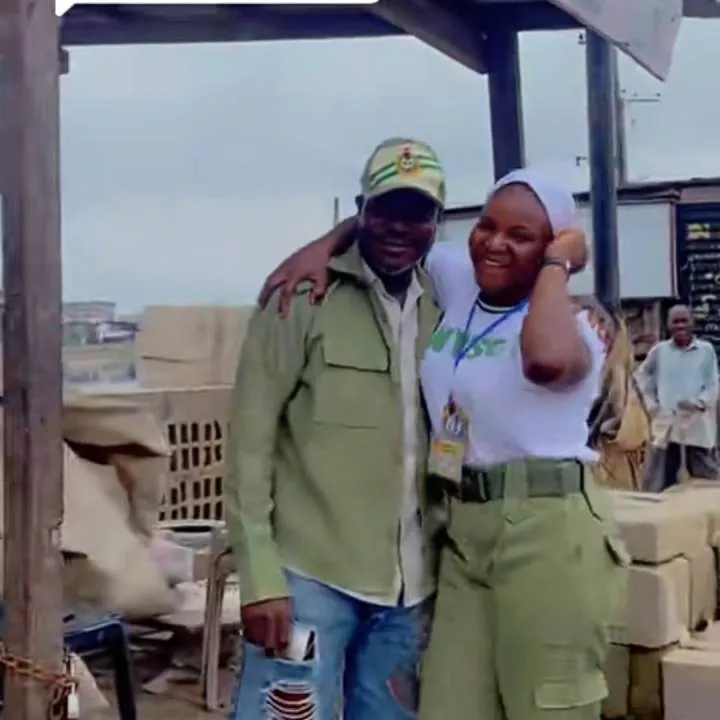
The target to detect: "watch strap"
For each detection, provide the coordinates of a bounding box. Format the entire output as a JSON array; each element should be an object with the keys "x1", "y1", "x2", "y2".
[{"x1": 542, "y1": 256, "x2": 570, "y2": 276}]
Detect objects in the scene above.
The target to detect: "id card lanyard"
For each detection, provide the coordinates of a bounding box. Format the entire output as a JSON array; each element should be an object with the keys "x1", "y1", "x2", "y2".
[
  {"x1": 443, "y1": 298, "x2": 528, "y2": 422},
  {"x1": 429, "y1": 296, "x2": 527, "y2": 485},
  {"x1": 449, "y1": 296, "x2": 528, "y2": 399}
]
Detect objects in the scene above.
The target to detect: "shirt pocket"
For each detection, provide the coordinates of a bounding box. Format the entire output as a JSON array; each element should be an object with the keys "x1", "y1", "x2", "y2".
[{"x1": 313, "y1": 336, "x2": 390, "y2": 428}]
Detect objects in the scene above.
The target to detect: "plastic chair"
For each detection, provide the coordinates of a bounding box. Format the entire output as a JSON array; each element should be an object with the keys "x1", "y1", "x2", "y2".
[
  {"x1": 200, "y1": 526, "x2": 237, "y2": 711},
  {"x1": 0, "y1": 606, "x2": 137, "y2": 720},
  {"x1": 63, "y1": 609, "x2": 137, "y2": 720}
]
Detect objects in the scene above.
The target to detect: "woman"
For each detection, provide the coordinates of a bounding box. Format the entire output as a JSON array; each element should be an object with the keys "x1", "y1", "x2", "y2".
[
  {"x1": 260, "y1": 168, "x2": 628, "y2": 720},
  {"x1": 580, "y1": 298, "x2": 651, "y2": 490}
]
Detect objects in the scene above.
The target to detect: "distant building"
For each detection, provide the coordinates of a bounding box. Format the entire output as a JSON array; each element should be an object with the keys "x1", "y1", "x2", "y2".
[
  {"x1": 62, "y1": 301, "x2": 116, "y2": 324},
  {"x1": 96, "y1": 320, "x2": 138, "y2": 344}
]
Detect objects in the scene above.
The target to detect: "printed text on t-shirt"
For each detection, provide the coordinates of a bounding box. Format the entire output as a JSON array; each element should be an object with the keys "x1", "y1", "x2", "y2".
[{"x1": 428, "y1": 327, "x2": 508, "y2": 359}]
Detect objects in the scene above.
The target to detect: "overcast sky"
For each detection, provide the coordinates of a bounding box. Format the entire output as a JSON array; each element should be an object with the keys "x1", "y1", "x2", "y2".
[{"x1": 59, "y1": 19, "x2": 720, "y2": 311}]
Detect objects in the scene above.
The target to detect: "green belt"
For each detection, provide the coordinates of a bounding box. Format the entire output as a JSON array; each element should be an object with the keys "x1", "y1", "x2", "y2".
[{"x1": 446, "y1": 458, "x2": 585, "y2": 504}]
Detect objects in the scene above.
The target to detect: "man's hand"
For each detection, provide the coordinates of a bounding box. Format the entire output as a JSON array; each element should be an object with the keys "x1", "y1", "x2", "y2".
[
  {"x1": 257, "y1": 217, "x2": 358, "y2": 317},
  {"x1": 241, "y1": 598, "x2": 292, "y2": 657}
]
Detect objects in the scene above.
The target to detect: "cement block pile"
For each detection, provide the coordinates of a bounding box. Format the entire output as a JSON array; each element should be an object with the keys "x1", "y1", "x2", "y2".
[{"x1": 603, "y1": 483, "x2": 720, "y2": 720}]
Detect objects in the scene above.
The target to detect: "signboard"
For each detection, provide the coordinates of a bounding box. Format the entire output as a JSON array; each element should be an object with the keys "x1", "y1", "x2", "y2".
[
  {"x1": 550, "y1": 0, "x2": 683, "y2": 81},
  {"x1": 676, "y1": 203, "x2": 720, "y2": 356}
]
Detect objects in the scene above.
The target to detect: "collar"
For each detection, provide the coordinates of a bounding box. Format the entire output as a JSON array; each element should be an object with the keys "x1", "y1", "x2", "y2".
[
  {"x1": 476, "y1": 295, "x2": 520, "y2": 315},
  {"x1": 361, "y1": 258, "x2": 423, "y2": 303},
  {"x1": 328, "y1": 240, "x2": 433, "y2": 296},
  {"x1": 671, "y1": 336, "x2": 699, "y2": 351}
]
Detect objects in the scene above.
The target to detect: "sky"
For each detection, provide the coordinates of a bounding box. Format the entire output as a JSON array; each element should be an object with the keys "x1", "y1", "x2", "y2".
[{"x1": 58, "y1": 19, "x2": 720, "y2": 311}]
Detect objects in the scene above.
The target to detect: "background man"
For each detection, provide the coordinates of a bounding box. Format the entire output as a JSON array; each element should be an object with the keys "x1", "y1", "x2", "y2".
[
  {"x1": 226, "y1": 138, "x2": 446, "y2": 720},
  {"x1": 636, "y1": 304, "x2": 719, "y2": 491}
]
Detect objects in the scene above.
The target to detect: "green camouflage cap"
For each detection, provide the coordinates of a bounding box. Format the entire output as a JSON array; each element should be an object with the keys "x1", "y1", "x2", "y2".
[{"x1": 360, "y1": 137, "x2": 446, "y2": 207}]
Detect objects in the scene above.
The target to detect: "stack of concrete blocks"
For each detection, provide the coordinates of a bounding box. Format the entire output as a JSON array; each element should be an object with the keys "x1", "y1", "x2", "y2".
[{"x1": 602, "y1": 484, "x2": 720, "y2": 720}]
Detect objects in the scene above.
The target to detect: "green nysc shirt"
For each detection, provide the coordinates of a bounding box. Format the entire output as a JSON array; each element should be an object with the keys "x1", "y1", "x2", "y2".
[{"x1": 225, "y1": 245, "x2": 445, "y2": 606}]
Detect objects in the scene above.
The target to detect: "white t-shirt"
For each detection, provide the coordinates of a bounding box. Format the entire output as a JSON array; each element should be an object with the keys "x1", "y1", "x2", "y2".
[{"x1": 421, "y1": 243, "x2": 605, "y2": 466}]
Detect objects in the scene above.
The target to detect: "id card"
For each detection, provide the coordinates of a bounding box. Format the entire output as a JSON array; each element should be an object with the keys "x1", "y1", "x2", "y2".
[
  {"x1": 428, "y1": 438, "x2": 465, "y2": 485},
  {"x1": 428, "y1": 397, "x2": 469, "y2": 484}
]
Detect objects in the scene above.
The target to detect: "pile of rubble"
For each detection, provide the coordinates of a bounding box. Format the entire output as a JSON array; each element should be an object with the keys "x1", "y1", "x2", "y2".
[{"x1": 604, "y1": 483, "x2": 720, "y2": 720}]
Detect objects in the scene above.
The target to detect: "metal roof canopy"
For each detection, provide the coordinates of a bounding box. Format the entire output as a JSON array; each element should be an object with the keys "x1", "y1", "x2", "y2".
[
  {"x1": 60, "y1": 1, "x2": 711, "y2": 71},
  {"x1": 0, "y1": 1, "x2": 708, "y2": 717},
  {"x1": 58, "y1": 1, "x2": 720, "y2": 42}
]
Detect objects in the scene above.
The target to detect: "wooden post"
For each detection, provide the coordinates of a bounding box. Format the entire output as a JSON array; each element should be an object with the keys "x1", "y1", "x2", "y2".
[{"x1": 0, "y1": 0, "x2": 65, "y2": 717}]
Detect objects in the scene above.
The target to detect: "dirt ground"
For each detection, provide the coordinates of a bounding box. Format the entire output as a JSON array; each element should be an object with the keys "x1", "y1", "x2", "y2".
[{"x1": 97, "y1": 668, "x2": 235, "y2": 719}]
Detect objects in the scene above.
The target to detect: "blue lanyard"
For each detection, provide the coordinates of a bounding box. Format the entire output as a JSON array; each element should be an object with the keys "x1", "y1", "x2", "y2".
[{"x1": 453, "y1": 297, "x2": 528, "y2": 370}]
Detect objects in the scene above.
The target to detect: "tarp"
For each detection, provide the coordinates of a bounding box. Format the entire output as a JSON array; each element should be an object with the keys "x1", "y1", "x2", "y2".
[
  {"x1": 135, "y1": 305, "x2": 253, "y2": 388},
  {"x1": 0, "y1": 393, "x2": 179, "y2": 619},
  {"x1": 550, "y1": 0, "x2": 683, "y2": 81}
]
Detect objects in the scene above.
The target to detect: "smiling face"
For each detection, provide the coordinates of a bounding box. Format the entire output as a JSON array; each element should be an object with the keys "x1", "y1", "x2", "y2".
[
  {"x1": 668, "y1": 305, "x2": 693, "y2": 347},
  {"x1": 357, "y1": 188, "x2": 440, "y2": 277},
  {"x1": 468, "y1": 183, "x2": 552, "y2": 305}
]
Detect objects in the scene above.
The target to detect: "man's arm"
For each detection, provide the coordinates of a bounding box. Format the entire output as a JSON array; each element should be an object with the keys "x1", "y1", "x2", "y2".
[
  {"x1": 225, "y1": 290, "x2": 311, "y2": 606},
  {"x1": 697, "y1": 343, "x2": 719, "y2": 409},
  {"x1": 634, "y1": 344, "x2": 660, "y2": 415}
]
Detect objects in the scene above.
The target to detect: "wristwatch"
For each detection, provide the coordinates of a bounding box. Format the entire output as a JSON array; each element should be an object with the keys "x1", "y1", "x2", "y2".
[{"x1": 542, "y1": 256, "x2": 571, "y2": 277}]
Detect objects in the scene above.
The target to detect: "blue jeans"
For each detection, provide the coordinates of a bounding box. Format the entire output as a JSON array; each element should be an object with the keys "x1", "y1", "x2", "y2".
[{"x1": 230, "y1": 573, "x2": 431, "y2": 720}]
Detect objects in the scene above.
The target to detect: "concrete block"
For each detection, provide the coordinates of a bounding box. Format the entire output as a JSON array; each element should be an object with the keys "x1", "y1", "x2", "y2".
[
  {"x1": 628, "y1": 646, "x2": 670, "y2": 720},
  {"x1": 612, "y1": 550, "x2": 715, "y2": 648},
  {"x1": 610, "y1": 490, "x2": 709, "y2": 563},
  {"x1": 612, "y1": 557, "x2": 689, "y2": 648},
  {"x1": 663, "y1": 647, "x2": 720, "y2": 720},
  {"x1": 602, "y1": 644, "x2": 629, "y2": 718},
  {"x1": 665, "y1": 480, "x2": 720, "y2": 546},
  {"x1": 690, "y1": 546, "x2": 717, "y2": 629}
]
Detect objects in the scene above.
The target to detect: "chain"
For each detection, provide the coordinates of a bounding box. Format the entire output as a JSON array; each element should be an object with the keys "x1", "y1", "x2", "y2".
[{"x1": 0, "y1": 642, "x2": 76, "y2": 720}]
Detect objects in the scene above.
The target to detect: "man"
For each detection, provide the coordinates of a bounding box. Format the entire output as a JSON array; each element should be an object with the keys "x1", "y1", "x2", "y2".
[
  {"x1": 636, "y1": 304, "x2": 719, "y2": 491},
  {"x1": 226, "y1": 138, "x2": 446, "y2": 720}
]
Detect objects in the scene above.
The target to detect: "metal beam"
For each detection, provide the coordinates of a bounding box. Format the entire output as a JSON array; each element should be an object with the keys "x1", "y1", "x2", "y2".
[
  {"x1": 684, "y1": 0, "x2": 720, "y2": 18},
  {"x1": 585, "y1": 31, "x2": 620, "y2": 310},
  {"x1": 372, "y1": 0, "x2": 486, "y2": 73},
  {"x1": 477, "y1": 1, "x2": 578, "y2": 33},
  {"x1": 62, "y1": 6, "x2": 402, "y2": 46},
  {"x1": 486, "y1": 30, "x2": 525, "y2": 179}
]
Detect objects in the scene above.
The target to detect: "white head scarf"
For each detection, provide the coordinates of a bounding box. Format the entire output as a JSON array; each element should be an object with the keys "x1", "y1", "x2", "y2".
[{"x1": 486, "y1": 168, "x2": 581, "y2": 235}]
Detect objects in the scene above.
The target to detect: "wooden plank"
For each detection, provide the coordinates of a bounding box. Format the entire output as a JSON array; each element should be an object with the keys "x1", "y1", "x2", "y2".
[
  {"x1": 0, "y1": 0, "x2": 65, "y2": 716},
  {"x1": 373, "y1": 0, "x2": 487, "y2": 73}
]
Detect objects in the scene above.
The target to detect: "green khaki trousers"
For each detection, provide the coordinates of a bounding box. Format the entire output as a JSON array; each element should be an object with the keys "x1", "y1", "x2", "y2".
[{"x1": 419, "y1": 459, "x2": 629, "y2": 720}]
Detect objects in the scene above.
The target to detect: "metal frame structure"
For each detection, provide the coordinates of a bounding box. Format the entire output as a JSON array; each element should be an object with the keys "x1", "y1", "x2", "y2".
[{"x1": 0, "y1": 1, "x2": 713, "y2": 717}]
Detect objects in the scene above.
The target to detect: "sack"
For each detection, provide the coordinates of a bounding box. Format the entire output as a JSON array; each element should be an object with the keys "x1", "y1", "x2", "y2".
[
  {"x1": 62, "y1": 445, "x2": 178, "y2": 619},
  {"x1": 70, "y1": 653, "x2": 110, "y2": 714},
  {"x1": 62, "y1": 392, "x2": 169, "y2": 537}
]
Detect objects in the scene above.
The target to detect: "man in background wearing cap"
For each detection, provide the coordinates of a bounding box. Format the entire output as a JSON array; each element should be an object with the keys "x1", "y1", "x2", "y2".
[{"x1": 226, "y1": 138, "x2": 446, "y2": 720}]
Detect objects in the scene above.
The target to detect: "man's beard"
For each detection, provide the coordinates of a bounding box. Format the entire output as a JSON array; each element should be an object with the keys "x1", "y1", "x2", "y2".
[{"x1": 357, "y1": 227, "x2": 423, "y2": 278}]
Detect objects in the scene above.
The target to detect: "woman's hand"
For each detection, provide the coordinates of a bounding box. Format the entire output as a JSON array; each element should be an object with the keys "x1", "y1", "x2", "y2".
[
  {"x1": 258, "y1": 216, "x2": 358, "y2": 317},
  {"x1": 545, "y1": 229, "x2": 588, "y2": 274},
  {"x1": 521, "y1": 229, "x2": 591, "y2": 386}
]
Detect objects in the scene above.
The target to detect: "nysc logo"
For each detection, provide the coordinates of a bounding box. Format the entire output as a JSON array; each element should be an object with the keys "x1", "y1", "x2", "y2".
[{"x1": 429, "y1": 327, "x2": 508, "y2": 359}]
